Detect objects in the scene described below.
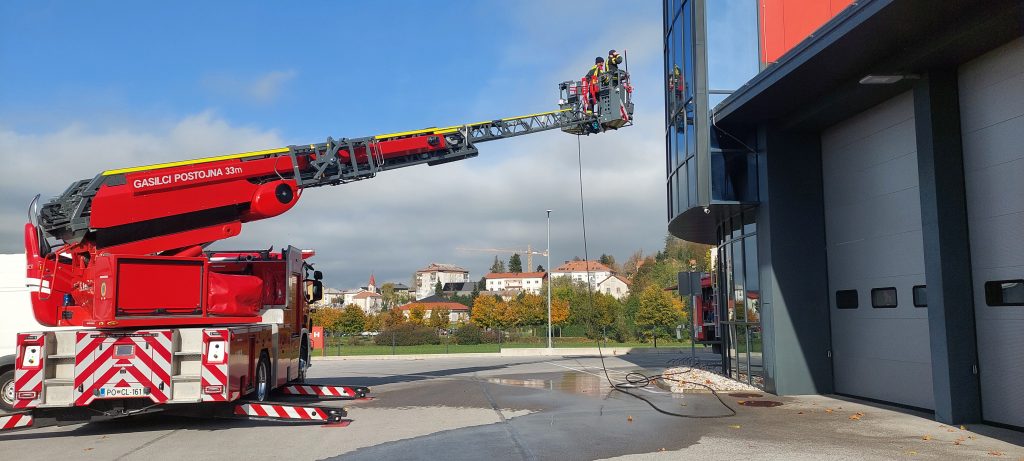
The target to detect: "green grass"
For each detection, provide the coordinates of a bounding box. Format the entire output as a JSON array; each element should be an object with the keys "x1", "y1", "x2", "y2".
[{"x1": 318, "y1": 337, "x2": 692, "y2": 356}]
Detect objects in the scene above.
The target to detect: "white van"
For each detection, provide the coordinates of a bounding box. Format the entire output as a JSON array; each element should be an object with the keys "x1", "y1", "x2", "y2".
[{"x1": 0, "y1": 253, "x2": 67, "y2": 413}]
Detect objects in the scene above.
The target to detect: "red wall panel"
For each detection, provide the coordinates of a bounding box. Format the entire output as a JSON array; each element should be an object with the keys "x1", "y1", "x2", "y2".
[{"x1": 759, "y1": 0, "x2": 854, "y2": 65}]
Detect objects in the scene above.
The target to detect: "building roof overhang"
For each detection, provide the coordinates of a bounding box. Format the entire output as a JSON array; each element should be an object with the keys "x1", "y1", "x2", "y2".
[{"x1": 714, "y1": 0, "x2": 1024, "y2": 131}]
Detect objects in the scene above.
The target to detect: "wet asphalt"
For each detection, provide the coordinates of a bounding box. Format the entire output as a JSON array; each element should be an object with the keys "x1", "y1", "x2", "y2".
[{"x1": 2, "y1": 351, "x2": 1023, "y2": 460}]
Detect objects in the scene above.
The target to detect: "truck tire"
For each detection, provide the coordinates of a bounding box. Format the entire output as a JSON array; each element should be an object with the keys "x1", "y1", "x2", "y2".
[
  {"x1": 1, "y1": 369, "x2": 15, "y2": 413},
  {"x1": 253, "y1": 354, "x2": 270, "y2": 402}
]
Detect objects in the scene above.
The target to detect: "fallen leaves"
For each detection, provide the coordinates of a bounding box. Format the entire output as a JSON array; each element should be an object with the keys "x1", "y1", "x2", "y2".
[
  {"x1": 987, "y1": 450, "x2": 1004, "y2": 457},
  {"x1": 922, "y1": 435, "x2": 932, "y2": 441},
  {"x1": 728, "y1": 424, "x2": 742, "y2": 429},
  {"x1": 796, "y1": 411, "x2": 805, "y2": 415},
  {"x1": 627, "y1": 415, "x2": 633, "y2": 423},
  {"x1": 848, "y1": 412, "x2": 864, "y2": 421},
  {"x1": 825, "y1": 408, "x2": 834, "y2": 414}
]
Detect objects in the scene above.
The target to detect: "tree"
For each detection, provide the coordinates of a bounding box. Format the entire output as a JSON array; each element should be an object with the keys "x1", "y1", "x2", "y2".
[
  {"x1": 551, "y1": 298, "x2": 570, "y2": 326},
  {"x1": 511, "y1": 293, "x2": 546, "y2": 327},
  {"x1": 471, "y1": 295, "x2": 499, "y2": 329},
  {"x1": 536, "y1": 265, "x2": 545, "y2": 272},
  {"x1": 429, "y1": 307, "x2": 451, "y2": 331},
  {"x1": 381, "y1": 307, "x2": 406, "y2": 328},
  {"x1": 489, "y1": 256, "x2": 506, "y2": 273},
  {"x1": 635, "y1": 285, "x2": 686, "y2": 341},
  {"x1": 434, "y1": 280, "x2": 443, "y2": 296},
  {"x1": 380, "y1": 282, "x2": 397, "y2": 309},
  {"x1": 599, "y1": 254, "x2": 619, "y2": 273},
  {"x1": 623, "y1": 250, "x2": 644, "y2": 276},
  {"x1": 508, "y1": 253, "x2": 523, "y2": 273},
  {"x1": 338, "y1": 304, "x2": 367, "y2": 334},
  {"x1": 364, "y1": 312, "x2": 381, "y2": 332},
  {"x1": 409, "y1": 305, "x2": 427, "y2": 324},
  {"x1": 310, "y1": 307, "x2": 344, "y2": 332}
]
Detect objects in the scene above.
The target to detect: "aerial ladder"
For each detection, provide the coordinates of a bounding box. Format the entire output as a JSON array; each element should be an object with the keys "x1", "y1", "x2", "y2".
[{"x1": 2, "y1": 69, "x2": 633, "y2": 432}]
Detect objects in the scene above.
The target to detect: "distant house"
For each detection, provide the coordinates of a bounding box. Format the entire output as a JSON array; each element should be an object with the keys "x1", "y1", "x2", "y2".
[
  {"x1": 483, "y1": 272, "x2": 547, "y2": 295},
  {"x1": 350, "y1": 291, "x2": 382, "y2": 313},
  {"x1": 397, "y1": 295, "x2": 470, "y2": 323},
  {"x1": 596, "y1": 275, "x2": 631, "y2": 300},
  {"x1": 390, "y1": 283, "x2": 411, "y2": 296},
  {"x1": 550, "y1": 260, "x2": 613, "y2": 287},
  {"x1": 317, "y1": 287, "x2": 345, "y2": 307},
  {"x1": 341, "y1": 275, "x2": 383, "y2": 313},
  {"x1": 414, "y1": 263, "x2": 469, "y2": 300},
  {"x1": 442, "y1": 281, "x2": 479, "y2": 297}
]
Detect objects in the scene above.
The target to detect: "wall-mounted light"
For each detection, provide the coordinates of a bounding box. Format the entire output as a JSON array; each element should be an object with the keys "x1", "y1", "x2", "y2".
[{"x1": 859, "y1": 74, "x2": 919, "y2": 85}]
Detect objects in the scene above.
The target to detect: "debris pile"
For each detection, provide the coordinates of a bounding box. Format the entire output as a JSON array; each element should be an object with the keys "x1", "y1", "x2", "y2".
[{"x1": 661, "y1": 367, "x2": 761, "y2": 393}]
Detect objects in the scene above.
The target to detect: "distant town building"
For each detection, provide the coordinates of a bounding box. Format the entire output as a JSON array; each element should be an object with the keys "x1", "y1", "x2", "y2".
[
  {"x1": 596, "y1": 275, "x2": 630, "y2": 300},
  {"x1": 441, "y1": 281, "x2": 479, "y2": 297},
  {"x1": 414, "y1": 263, "x2": 469, "y2": 299},
  {"x1": 483, "y1": 272, "x2": 547, "y2": 295},
  {"x1": 317, "y1": 287, "x2": 346, "y2": 307},
  {"x1": 397, "y1": 295, "x2": 470, "y2": 323},
  {"x1": 349, "y1": 291, "x2": 382, "y2": 313},
  {"x1": 339, "y1": 275, "x2": 383, "y2": 313},
  {"x1": 550, "y1": 260, "x2": 613, "y2": 287},
  {"x1": 390, "y1": 283, "x2": 411, "y2": 296}
]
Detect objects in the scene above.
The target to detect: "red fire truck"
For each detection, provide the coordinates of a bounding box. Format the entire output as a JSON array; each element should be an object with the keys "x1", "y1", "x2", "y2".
[
  {"x1": 0, "y1": 72, "x2": 633, "y2": 431},
  {"x1": 692, "y1": 273, "x2": 718, "y2": 342}
]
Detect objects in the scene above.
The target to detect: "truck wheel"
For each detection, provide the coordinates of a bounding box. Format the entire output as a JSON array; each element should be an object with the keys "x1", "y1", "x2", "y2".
[
  {"x1": 253, "y1": 354, "x2": 270, "y2": 402},
  {"x1": 1, "y1": 369, "x2": 15, "y2": 413}
]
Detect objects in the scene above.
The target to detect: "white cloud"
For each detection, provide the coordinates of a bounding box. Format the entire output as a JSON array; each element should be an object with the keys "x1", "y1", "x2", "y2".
[{"x1": 202, "y1": 69, "x2": 297, "y2": 104}]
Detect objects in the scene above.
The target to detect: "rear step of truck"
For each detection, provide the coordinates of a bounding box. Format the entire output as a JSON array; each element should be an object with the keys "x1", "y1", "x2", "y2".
[
  {"x1": 232, "y1": 401, "x2": 347, "y2": 423},
  {"x1": 279, "y1": 384, "x2": 370, "y2": 399},
  {"x1": 0, "y1": 400, "x2": 350, "y2": 433},
  {"x1": 0, "y1": 412, "x2": 33, "y2": 431}
]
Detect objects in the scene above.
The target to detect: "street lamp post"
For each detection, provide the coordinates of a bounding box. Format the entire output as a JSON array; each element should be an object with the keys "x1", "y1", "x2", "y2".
[{"x1": 546, "y1": 210, "x2": 552, "y2": 349}]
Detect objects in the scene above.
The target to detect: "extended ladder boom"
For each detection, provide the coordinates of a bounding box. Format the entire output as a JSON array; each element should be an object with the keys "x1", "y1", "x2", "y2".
[{"x1": 35, "y1": 74, "x2": 633, "y2": 257}]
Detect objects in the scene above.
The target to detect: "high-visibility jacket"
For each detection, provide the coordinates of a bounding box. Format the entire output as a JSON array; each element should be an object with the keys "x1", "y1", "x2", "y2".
[
  {"x1": 585, "y1": 64, "x2": 604, "y2": 83},
  {"x1": 607, "y1": 54, "x2": 623, "y2": 73}
]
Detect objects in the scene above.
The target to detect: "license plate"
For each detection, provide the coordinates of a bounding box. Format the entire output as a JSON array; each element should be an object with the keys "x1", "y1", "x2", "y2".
[{"x1": 98, "y1": 387, "x2": 150, "y2": 398}]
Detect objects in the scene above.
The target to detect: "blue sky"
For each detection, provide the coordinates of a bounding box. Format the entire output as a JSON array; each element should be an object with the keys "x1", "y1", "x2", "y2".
[{"x1": 0, "y1": 1, "x2": 734, "y2": 289}]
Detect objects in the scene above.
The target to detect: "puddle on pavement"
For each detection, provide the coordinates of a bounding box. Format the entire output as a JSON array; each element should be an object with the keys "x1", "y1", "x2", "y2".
[{"x1": 484, "y1": 372, "x2": 611, "y2": 397}]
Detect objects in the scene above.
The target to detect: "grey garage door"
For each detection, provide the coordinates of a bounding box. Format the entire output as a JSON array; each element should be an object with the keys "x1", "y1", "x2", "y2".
[
  {"x1": 960, "y1": 37, "x2": 1024, "y2": 428},
  {"x1": 821, "y1": 91, "x2": 934, "y2": 410}
]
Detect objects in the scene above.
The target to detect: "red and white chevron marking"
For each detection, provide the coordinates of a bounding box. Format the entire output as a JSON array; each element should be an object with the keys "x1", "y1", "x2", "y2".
[
  {"x1": 234, "y1": 403, "x2": 329, "y2": 421},
  {"x1": 201, "y1": 329, "x2": 229, "y2": 402},
  {"x1": 74, "y1": 330, "x2": 172, "y2": 406},
  {"x1": 0, "y1": 413, "x2": 33, "y2": 430},
  {"x1": 279, "y1": 384, "x2": 360, "y2": 398},
  {"x1": 14, "y1": 333, "x2": 45, "y2": 409}
]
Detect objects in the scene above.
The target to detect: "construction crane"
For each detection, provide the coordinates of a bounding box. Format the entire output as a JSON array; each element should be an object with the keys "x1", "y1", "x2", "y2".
[
  {"x1": 4, "y1": 66, "x2": 633, "y2": 432},
  {"x1": 457, "y1": 246, "x2": 549, "y2": 272}
]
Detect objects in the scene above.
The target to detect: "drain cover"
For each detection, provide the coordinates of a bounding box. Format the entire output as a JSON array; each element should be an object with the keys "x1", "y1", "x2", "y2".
[
  {"x1": 736, "y1": 400, "x2": 783, "y2": 407},
  {"x1": 728, "y1": 393, "x2": 763, "y2": 398}
]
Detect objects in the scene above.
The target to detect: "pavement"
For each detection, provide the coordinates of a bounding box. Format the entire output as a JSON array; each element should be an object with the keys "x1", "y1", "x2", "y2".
[{"x1": 1, "y1": 352, "x2": 1022, "y2": 460}]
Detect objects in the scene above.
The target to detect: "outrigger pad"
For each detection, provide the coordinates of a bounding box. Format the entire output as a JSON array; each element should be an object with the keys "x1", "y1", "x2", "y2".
[
  {"x1": 279, "y1": 384, "x2": 370, "y2": 399},
  {"x1": 0, "y1": 413, "x2": 33, "y2": 431},
  {"x1": 233, "y1": 402, "x2": 346, "y2": 423}
]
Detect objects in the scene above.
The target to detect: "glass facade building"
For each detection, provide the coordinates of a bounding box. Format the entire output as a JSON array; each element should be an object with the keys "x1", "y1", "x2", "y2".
[{"x1": 664, "y1": 0, "x2": 762, "y2": 386}]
